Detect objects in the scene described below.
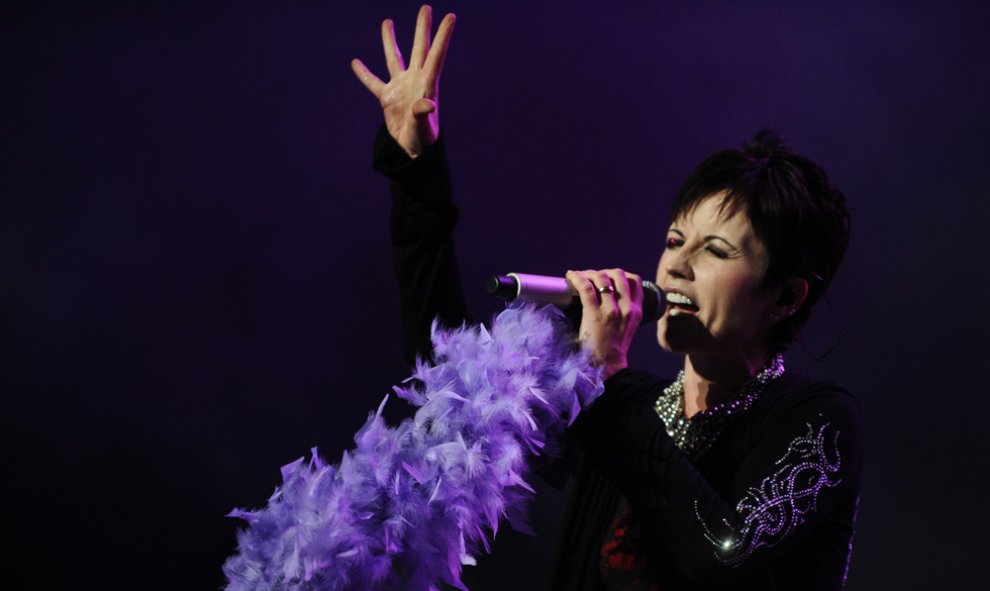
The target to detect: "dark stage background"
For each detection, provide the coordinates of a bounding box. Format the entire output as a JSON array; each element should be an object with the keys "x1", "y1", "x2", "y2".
[{"x1": 4, "y1": 1, "x2": 989, "y2": 588}]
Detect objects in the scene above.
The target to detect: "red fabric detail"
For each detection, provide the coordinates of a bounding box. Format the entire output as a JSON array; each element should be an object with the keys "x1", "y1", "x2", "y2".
[{"x1": 599, "y1": 497, "x2": 661, "y2": 590}]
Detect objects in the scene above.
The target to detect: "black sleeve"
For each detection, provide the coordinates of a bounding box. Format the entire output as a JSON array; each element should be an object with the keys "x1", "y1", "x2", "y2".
[
  {"x1": 574, "y1": 369, "x2": 865, "y2": 583},
  {"x1": 372, "y1": 125, "x2": 472, "y2": 366}
]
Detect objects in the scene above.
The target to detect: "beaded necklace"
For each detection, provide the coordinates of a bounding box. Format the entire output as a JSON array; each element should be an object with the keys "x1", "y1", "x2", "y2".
[{"x1": 653, "y1": 354, "x2": 785, "y2": 459}]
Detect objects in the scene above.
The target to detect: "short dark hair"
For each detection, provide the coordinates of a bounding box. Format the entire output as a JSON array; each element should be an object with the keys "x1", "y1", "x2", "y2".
[{"x1": 671, "y1": 129, "x2": 851, "y2": 351}]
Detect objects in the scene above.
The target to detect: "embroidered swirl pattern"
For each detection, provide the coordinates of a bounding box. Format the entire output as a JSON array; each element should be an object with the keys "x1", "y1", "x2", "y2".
[{"x1": 696, "y1": 422, "x2": 842, "y2": 566}]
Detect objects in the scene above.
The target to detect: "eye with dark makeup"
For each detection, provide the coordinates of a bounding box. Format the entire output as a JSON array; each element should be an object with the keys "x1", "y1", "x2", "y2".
[{"x1": 706, "y1": 245, "x2": 729, "y2": 259}]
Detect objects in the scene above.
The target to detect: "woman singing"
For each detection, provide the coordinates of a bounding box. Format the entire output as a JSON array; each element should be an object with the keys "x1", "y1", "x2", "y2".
[{"x1": 353, "y1": 6, "x2": 863, "y2": 590}]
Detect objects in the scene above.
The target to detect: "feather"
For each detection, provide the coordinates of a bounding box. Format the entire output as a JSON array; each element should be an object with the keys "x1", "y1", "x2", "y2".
[{"x1": 223, "y1": 303, "x2": 604, "y2": 590}]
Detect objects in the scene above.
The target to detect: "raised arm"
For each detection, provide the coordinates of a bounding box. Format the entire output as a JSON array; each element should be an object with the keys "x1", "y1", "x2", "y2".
[{"x1": 352, "y1": 6, "x2": 471, "y2": 366}]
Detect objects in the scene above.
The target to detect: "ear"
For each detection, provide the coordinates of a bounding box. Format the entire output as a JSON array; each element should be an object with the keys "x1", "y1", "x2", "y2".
[{"x1": 771, "y1": 277, "x2": 810, "y2": 320}]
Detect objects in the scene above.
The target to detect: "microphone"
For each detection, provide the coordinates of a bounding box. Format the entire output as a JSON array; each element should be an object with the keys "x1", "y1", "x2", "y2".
[{"x1": 486, "y1": 272, "x2": 667, "y2": 324}]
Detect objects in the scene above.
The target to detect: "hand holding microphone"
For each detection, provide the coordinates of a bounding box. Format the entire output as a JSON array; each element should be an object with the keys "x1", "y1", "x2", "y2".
[
  {"x1": 487, "y1": 270, "x2": 667, "y2": 378},
  {"x1": 486, "y1": 272, "x2": 667, "y2": 323}
]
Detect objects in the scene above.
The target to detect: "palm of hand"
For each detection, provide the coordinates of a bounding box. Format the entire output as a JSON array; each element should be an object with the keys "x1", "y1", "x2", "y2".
[
  {"x1": 379, "y1": 69, "x2": 440, "y2": 157},
  {"x1": 352, "y1": 6, "x2": 455, "y2": 158}
]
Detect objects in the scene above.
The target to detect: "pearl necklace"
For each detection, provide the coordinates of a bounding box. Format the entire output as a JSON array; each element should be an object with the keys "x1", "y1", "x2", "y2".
[{"x1": 653, "y1": 354, "x2": 785, "y2": 459}]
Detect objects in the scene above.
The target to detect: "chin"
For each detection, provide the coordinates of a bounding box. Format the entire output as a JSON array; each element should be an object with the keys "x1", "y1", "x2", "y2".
[
  {"x1": 657, "y1": 334, "x2": 689, "y2": 355},
  {"x1": 656, "y1": 321, "x2": 683, "y2": 354},
  {"x1": 656, "y1": 316, "x2": 718, "y2": 355}
]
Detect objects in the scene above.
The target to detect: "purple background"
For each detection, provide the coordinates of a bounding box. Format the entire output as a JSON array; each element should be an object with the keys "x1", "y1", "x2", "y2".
[{"x1": 4, "y1": 1, "x2": 989, "y2": 588}]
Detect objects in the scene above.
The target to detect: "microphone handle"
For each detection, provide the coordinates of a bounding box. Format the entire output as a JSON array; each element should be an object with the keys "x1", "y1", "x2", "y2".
[{"x1": 486, "y1": 273, "x2": 667, "y2": 324}]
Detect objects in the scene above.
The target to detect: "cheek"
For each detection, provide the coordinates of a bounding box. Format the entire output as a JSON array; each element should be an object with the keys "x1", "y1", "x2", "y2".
[{"x1": 709, "y1": 275, "x2": 770, "y2": 330}]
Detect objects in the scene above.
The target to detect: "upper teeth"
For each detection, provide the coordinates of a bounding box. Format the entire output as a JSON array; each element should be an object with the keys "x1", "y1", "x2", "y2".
[{"x1": 667, "y1": 292, "x2": 695, "y2": 306}]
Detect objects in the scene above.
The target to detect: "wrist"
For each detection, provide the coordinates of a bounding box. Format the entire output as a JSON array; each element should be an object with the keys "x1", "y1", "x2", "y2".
[{"x1": 602, "y1": 357, "x2": 629, "y2": 380}]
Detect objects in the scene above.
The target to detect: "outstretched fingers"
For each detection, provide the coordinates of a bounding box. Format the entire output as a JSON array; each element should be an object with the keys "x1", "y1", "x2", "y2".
[
  {"x1": 381, "y1": 18, "x2": 406, "y2": 76},
  {"x1": 409, "y1": 5, "x2": 432, "y2": 70},
  {"x1": 424, "y1": 13, "x2": 456, "y2": 89},
  {"x1": 350, "y1": 59, "x2": 385, "y2": 97}
]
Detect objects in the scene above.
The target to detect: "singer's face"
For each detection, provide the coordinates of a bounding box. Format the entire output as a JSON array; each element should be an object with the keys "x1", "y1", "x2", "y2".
[{"x1": 655, "y1": 193, "x2": 777, "y2": 357}]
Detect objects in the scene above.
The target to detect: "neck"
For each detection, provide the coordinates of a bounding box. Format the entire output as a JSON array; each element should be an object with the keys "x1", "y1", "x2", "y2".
[{"x1": 681, "y1": 350, "x2": 770, "y2": 418}]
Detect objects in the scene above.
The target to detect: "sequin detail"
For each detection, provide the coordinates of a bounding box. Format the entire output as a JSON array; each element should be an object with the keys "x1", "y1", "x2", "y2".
[{"x1": 696, "y1": 422, "x2": 842, "y2": 566}]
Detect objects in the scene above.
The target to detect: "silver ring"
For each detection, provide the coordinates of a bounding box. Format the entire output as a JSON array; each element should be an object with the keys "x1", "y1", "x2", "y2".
[{"x1": 597, "y1": 285, "x2": 614, "y2": 295}]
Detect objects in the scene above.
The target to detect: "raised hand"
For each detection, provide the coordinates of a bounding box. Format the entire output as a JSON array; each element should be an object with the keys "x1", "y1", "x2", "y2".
[{"x1": 351, "y1": 5, "x2": 456, "y2": 158}]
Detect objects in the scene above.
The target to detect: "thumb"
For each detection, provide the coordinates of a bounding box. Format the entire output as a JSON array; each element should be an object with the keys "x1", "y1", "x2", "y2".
[{"x1": 411, "y1": 98, "x2": 437, "y2": 117}]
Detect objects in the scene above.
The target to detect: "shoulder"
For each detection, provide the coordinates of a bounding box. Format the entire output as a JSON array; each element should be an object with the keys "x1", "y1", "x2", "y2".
[
  {"x1": 756, "y1": 372, "x2": 861, "y2": 418},
  {"x1": 745, "y1": 372, "x2": 865, "y2": 464}
]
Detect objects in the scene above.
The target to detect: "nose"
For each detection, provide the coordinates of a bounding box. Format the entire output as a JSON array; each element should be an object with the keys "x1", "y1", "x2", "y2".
[{"x1": 662, "y1": 247, "x2": 694, "y2": 281}]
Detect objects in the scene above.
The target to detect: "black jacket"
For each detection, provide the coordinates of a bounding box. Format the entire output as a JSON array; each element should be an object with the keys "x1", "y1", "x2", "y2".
[{"x1": 373, "y1": 126, "x2": 864, "y2": 590}]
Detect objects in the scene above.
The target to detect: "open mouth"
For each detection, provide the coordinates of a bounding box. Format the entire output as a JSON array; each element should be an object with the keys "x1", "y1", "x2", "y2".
[{"x1": 666, "y1": 292, "x2": 699, "y2": 316}]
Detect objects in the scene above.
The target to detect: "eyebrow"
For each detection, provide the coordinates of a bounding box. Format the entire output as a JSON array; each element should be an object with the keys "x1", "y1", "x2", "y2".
[{"x1": 668, "y1": 228, "x2": 740, "y2": 251}]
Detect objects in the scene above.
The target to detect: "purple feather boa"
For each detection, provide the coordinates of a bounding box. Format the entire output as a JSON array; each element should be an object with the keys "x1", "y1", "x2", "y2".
[{"x1": 223, "y1": 303, "x2": 604, "y2": 591}]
